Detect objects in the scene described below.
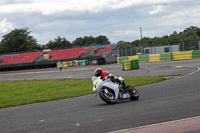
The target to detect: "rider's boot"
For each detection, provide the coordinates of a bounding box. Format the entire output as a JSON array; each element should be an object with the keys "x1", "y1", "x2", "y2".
[{"x1": 122, "y1": 82, "x2": 127, "y2": 90}]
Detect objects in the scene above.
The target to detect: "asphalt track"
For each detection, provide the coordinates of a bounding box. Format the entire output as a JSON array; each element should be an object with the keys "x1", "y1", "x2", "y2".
[
  {"x1": 0, "y1": 60, "x2": 197, "y2": 81},
  {"x1": 0, "y1": 60, "x2": 200, "y2": 133}
]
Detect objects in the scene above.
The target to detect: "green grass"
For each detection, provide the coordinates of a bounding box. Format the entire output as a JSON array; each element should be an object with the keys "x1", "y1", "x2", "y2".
[{"x1": 0, "y1": 76, "x2": 173, "y2": 108}]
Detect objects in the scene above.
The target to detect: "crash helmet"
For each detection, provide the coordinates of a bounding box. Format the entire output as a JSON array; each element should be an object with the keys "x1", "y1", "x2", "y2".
[{"x1": 94, "y1": 68, "x2": 103, "y2": 77}]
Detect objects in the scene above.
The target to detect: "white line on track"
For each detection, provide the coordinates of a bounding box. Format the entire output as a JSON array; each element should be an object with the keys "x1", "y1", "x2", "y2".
[
  {"x1": 186, "y1": 66, "x2": 200, "y2": 76},
  {"x1": 168, "y1": 66, "x2": 200, "y2": 80},
  {"x1": 109, "y1": 115, "x2": 200, "y2": 133},
  {"x1": 109, "y1": 66, "x2": 200, "y2": 133}
]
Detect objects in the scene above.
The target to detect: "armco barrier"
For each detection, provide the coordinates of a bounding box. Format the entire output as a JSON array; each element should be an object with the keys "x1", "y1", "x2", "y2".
[
  {"x1": 149, "y1": 54, "x2": 160, "y2": 62},
  {"x1": 172, "y1": 51, "x2": 192, "y2": 60}
]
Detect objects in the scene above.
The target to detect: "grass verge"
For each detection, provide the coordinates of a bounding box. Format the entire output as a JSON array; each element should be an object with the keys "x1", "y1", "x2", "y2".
[{"x1": 0, "y1": 76, "x2": 173, "y2": 108}]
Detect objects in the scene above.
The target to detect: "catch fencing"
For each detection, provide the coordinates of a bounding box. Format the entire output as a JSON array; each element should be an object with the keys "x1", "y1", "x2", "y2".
[
  {"x1": 118, "y1": 40, "x2": 200, "y2": 57},
  {"x1": 117, "y1": 50, "x2": 200, "y2": 64}
]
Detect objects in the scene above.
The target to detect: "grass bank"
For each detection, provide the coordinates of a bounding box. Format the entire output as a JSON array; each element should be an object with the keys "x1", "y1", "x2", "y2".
[{"x1": 0, "y1": 76, "x2": 172, "y2": 108}]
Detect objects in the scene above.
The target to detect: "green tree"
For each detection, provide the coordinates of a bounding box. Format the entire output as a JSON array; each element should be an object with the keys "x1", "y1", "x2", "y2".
[
  {"x1": 95, "y1": 35, "x2": 110, "y2": 45},
  {"x1": 83, "y1": 36, "x2": 95, "y2": 46},
  {"x1": 118, "y1": 26, "x2": 200, "y2": 50},
  {"x1": 0, "y1": 28, "x2": 41, "y2": 53},
  {"x1": 117, "y1": 41, "x2": 127, "y2": 48},
  {"x1": 73, "y1": 35, "x2": 110, "y2": 46},
  {"x1": 45, "y1": 36, "x2": 73, "y2": 49},
  {"x1": 73, "y1": 37, "x2": 84, "y2": 46},
  {"x1": 196, "y1": 29, "x2": 200, "y2": 37}
]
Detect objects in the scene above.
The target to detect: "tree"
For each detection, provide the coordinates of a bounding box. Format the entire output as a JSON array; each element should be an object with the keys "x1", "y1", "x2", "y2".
[
  {"x1": 197, "y1": 29, "x2": 200, "y2": 37},
  {"x1": 95, "y1": 35, "x2": 110, "y2": 45},
  {"x1": 0, "y1": 28, "x2": 41, "y2": 53},
  {"x1": 73, "y1": 37, "x2": 84, "y2": 46},
  {"x1": 45, "y1": 36, "x2": 73, "y2": 49},
  {"x1": 73, "y1": 35, "x2": 110, "y2": 46},
  {"x1": 83, "y1": 36, "x2": 95, "y2": 46}
]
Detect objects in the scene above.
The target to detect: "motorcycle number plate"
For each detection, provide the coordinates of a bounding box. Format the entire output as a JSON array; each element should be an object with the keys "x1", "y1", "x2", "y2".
[
  {"x1": 94, "y1": 82, "x2": 98, "y2": 90},
  {"x1": 123, "y1": 93, "x2": 130, "y2": 98}
]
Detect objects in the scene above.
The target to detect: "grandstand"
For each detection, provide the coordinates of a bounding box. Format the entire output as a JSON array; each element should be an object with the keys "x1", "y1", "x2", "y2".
[
  {"x1": 0, "y1": 52, "x2": 43, "y2": 65},
  {"x1": 95, "y1": 45, "x2": 117, "y2": 56},
  {"x1": 0, "y1": 45, "x2": 118, "y2": 71}
]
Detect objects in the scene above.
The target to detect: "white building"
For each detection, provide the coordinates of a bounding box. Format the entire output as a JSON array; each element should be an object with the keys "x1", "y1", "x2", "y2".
[{"x1": 144, "y1": 45, "x2": 180, "y2": 54}]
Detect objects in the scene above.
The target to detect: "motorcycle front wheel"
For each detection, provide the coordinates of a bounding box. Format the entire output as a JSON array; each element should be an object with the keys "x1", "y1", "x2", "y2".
[
  {"x1": 128, "y1": 85, "x2": 139, "y2": 100},
  {"x1": 99, "y1": 88, "x2": 117, "y2": 104}
]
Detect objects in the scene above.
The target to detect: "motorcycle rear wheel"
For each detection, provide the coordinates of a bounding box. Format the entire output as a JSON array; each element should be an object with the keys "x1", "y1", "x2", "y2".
[
  {"x1": 99, "y1": 89, "x2": 117, "y2": 104},
  {"x1": 127, "y1": 85, "x2": 139, "y2": 100}
]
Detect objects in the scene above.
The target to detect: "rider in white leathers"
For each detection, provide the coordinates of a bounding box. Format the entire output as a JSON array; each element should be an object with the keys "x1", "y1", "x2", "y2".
[{"x1": 94, "y1": 68, "x2": 127, "y2": 89}]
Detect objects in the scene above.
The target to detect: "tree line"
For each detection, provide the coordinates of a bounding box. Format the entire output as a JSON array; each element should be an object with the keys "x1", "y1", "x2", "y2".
[
  {"x1": 0, "y1": 28, "x2": 111, "y2": 54},
  {"x1": 118, "y1": 26, "x2": 200, "y2": 51},
  {"x1": 0, "y1": 26, "x2": 200, "y2": 54}
]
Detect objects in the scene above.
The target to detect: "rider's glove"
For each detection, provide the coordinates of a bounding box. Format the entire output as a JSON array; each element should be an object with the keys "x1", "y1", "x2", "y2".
[{"x1": 107, "y1": 73, "x2": 114, "y2": 78}]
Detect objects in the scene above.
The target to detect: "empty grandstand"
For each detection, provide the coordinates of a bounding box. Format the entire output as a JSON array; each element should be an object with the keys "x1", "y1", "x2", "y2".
[{"x1": 0, "y1": 45, "x2": 118, "y2": 71}]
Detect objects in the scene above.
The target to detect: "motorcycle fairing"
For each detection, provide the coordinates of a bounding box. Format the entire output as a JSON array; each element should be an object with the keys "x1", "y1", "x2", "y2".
[
  {"x1": 103, "y1": 81, "x2": 119, "y2": 99},
  {"x1": 92, "y1": 76, "x2": 119, "y2": 99}
]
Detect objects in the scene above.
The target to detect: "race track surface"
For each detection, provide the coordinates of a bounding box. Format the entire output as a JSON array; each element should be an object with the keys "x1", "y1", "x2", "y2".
[
  {"x1": 0, "y1": 60, "x2": 196, "y2": 81},
  {"x1": 0, "y1": 60, "x2": 200, "y2": 133}
]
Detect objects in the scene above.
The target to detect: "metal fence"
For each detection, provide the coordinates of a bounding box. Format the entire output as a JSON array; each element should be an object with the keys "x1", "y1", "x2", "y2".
[{"x1": 118, "y1": 40, "x2": 200, "y2": 57}]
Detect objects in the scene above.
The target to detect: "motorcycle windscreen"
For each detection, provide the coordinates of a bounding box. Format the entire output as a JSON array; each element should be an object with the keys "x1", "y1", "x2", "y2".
[{"x1": 92, "y1": 76, "x2": 96, "y2": 81}]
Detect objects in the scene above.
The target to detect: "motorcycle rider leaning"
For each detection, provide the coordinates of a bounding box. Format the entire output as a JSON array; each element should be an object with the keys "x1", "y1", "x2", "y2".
[{"x1": 94, "y1": 68, "x2": 127, "y2": 89}]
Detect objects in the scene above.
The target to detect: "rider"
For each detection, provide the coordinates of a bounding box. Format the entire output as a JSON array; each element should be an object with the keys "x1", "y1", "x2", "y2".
[{"x1": 94, "y1": 68, "x2": 127, "y2": 89}]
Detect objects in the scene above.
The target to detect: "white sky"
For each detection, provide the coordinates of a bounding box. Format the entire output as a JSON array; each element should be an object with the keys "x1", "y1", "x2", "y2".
[{"x1": 0, "y1": 0, "x2": 200, "y2": 45}]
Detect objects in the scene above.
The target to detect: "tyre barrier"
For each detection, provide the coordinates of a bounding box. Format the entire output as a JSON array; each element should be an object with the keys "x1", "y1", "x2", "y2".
[
  {"x1": 139, "y1": 55, "x2": 149, "y2": 62},
  {"x1": 118, "y1": 50, "x2": 200, "y2": 64},
  {"x1": 122, "y1": 59, "x2": 139, "y2": 70},
  {"x1": 160, "y1": 53, "x2": 172, "y2": 61},
  {"x1": 117, "y1": 56, "x2": 128, "y2": 64},
  {"x1": 122, "y1": 60, "x2": 131, "y2": 70},
  {"x1": 149, "y1": 54, "x2": 160, "y2": 62},
  {"x1": 57, "y1": 60, "x2": 87, "y2": 68},
  {"x1": 63, "y1": 62, "x2": 67, "y2": 67},
  {"x1": 172, "y1": 51, "x2": 192, "y2": 60},
  {"x1": 128, "y1": 56, "x2": 139, "y2": 60},
  {"x1": 192, "y1": 50, "x2": 200, "y2": 58},
  {"x1": 57, "y1": 62, "x2": 62, "y2": 68},
  {"x1": 131, "y1": 59, "x2": 139, "y2": 69}
]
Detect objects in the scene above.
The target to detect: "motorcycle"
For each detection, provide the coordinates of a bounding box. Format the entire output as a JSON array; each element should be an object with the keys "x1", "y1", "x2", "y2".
[{"x1": 92, "y1": 76, "x2": 139, "y2": 104}]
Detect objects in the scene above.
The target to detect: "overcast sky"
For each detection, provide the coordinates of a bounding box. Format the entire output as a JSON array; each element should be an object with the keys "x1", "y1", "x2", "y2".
[{"x1": 0, "y1": 0, "x2": 200, "y2": 45}]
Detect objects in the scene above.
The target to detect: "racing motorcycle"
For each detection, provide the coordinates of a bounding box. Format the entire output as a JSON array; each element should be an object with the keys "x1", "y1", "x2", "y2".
[{"x1": 92, "y1": 76, "x2": 139, "y2": 104}]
